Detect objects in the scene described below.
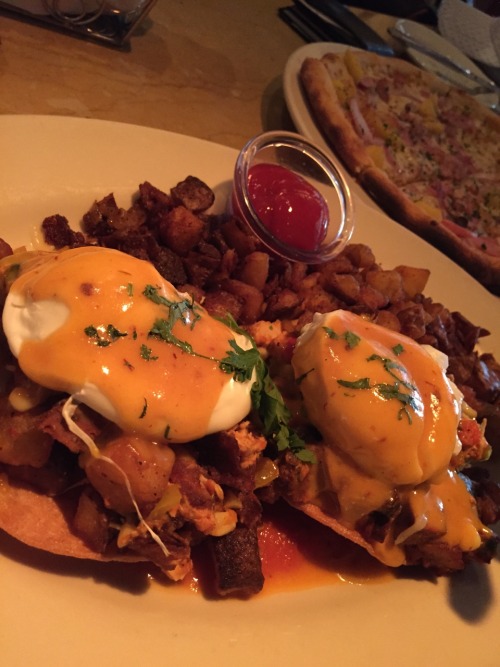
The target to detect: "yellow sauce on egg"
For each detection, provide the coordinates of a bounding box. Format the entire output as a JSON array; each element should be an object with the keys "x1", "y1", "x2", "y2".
[{"x1": 7, "y1": 246, "x2": 250, "y2": 442}]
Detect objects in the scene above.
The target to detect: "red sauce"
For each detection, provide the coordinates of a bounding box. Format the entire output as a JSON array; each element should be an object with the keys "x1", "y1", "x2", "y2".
[
  {"x1": 247, "y1": 163, "x2": 329, "y2": 251},
  {"x1": 182, "y1": 501, "x2": 391, "y2": 598},
  {"x1": 257, "y1": 501, "x2": 390, "y2": 594}
]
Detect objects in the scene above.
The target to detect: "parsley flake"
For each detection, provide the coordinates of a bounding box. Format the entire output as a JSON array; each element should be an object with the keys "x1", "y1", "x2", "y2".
[
  {"x1": 140, "y1": 344, "x2": 159, "y2": 361},
  {"x1": 323, "y1": 327, "x2": 360, "y2": 349},
  {"x1": 84, "y1": 324, "x2": 128, "y2": 347}
]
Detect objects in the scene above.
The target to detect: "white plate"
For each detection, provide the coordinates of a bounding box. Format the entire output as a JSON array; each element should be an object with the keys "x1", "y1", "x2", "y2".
[
  {"x1": 1, "y1": 115, "x2": 499, "y2": 667},
  {"x1": 394, "y1": 19, "x2": 498, "y2": 109}
]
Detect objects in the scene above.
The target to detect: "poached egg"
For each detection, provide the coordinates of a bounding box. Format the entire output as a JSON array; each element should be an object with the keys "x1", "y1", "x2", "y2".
[
  {"x1": 291, "y1": 310, "x2": 490, "y2": 566},
  {"x1": 2, "y1": 246, "x2": 254, "y2": 443}
]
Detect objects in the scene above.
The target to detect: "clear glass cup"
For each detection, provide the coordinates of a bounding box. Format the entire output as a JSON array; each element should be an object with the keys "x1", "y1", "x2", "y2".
[{"x1": 232, "y1": 131, "x2": 354, "y2": 264}]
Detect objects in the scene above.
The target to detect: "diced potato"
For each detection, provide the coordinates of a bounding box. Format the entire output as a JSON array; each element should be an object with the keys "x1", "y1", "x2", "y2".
[
  {"x1": 221, "y1": 279, "x2": 264, "y2": 324},
  {"x1": 238, "y1": 251, "x2": 270, "y2": 291},
  {"x1": 325, "y1": 273, "x2": 360, "y2": 303},
  {"x1": 160, "y1": 205, "x2": 205, "y2": 255},
  {"x1": 365, "y1": 269, "x2": 405, "y2": 302},
  {"x1": 394, "y1": 265, "x2": 431, "y2": 298}
]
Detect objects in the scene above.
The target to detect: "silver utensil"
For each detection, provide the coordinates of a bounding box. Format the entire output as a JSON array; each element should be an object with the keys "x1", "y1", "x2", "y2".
[{"x1": 388, "y1": 27, "x2": 499, "y2": 94}]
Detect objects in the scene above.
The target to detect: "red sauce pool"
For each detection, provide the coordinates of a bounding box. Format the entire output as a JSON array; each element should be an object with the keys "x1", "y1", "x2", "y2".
[
  {"x1": 182, "y1": 501, "x2": 391, "y2": 598},
  {"x1": 247, "y1": 163, "x2": 329, "y2": 252}
]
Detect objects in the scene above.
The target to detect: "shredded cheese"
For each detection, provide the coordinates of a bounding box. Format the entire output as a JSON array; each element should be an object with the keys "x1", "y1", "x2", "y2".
[{"x1": 61, "y1": 396, "x2": 172, "y2": 558}]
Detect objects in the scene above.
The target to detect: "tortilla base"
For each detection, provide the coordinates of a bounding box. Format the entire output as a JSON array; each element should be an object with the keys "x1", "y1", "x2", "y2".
[
  {"x1": 289, "y1": 500, "x2": 379, "y2": 561},
  {"x1": 0, "y1": 474, "x2": 140, "y2": 562}
]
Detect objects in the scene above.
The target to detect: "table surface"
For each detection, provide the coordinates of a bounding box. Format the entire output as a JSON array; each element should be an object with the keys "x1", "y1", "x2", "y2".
[{"x1": 0, "y1": 1, "x2": 396, "y2": 149}]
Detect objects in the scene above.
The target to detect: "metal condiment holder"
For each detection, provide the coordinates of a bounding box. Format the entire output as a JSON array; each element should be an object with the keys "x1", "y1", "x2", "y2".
[{"x1": 0, "y1": 1, "x2": 158, "y2": 48}]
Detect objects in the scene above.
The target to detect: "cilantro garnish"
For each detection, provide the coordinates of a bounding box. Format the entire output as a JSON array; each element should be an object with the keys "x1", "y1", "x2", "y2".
[
  {"x1": 144, "y1": 285, "x2": 204, "y2": 355},
  {"x1": 219, "y1": 339, "x2": 261, "y2": 382},
  {"x1": 323, "y1": 326, "x2": 360, "y2": 349},
  {"x1": 337, "y1": 352, "x2": 419, "y2": 424},
  {"x1": 221, "y1": 314, "x2": 314, "y2": 463},
  {"x1": 141, "y1": 288, "x2": 313, "y2": 462},
  {"x1": 140, "y1": 344, "x2": 159, "y2": 361},
  {"x1": 84, "y1": 324, "x2": 128, "y2": 347},
  {"x1": 338, "y1": 377, "x2": 371, "y2": 390}
]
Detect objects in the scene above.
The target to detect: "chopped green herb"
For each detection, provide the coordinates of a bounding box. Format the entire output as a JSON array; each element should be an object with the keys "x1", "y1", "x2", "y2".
[
  {"x1": 219, "y1": 339, "x2": 261, "y2": 383},
  {"x1": 123, "y1": 359, "x2": 134, "y2": 370},
  {"x1": 392, "y1": 343, "x2": 404, "y2": 356},
  {"x1": 344, "y1": 330, "x2": 361, "y2": 349},
  {"x1": 127, "y1": 283, "x2": 134, "y2": 296},
  {"x1": 143, "y1": 284, "x2": 201, "y2": 330},
  {"x1": 220, "y1": 314, "x2": 314, "y2": 463},
  {"x1": 5, "y1": 263, "x2": 21, "y2": 283},
  {"x1": 337, "y1": 352, "x2": 420, "y2": 424},
  {"x1": 323, "y1": 327, "x2": 360, "y2": 349},
  {"x1": 139, "y1": 398, "x2": 148, "y2": 419},
  {"x1": 140, "y1": 344, "x2": 159, "y2": 361},
  {"x1": 149, "y1": 318, "x2": 195, "y2": 355},
  {"x1": 296, "y1": 368, "x2": 315, "y2": 385},
  {"x1": 323, "y1": 326, "x2": 339, "y2": 340},
  {"x1": 84, "y1": 324, "x2": 128, "y2": 347},
  {"x1": 338, "y1": 377, "x2": 371, "y2": 390}
]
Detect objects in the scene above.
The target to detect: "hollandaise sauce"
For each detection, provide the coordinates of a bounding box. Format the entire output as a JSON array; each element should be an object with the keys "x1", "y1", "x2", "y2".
[{"x1": 2, "y1": 246, "x2": 253, "y2": 443}]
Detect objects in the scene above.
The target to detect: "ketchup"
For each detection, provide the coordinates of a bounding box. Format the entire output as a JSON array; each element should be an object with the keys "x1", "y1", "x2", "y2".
[{"x1": 247, "y1": 163, "x2": 329, "y2": 251}]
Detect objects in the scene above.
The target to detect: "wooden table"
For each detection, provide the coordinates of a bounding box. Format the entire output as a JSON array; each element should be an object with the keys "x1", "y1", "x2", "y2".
[{"x1": 0, "y1": 1, "x2": 396, "y2": 150}]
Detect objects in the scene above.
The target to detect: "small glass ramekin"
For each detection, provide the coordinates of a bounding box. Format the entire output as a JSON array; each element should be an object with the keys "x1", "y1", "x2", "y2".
[{"x1": 232, "y1": 131, "x2": 354, "y2": 264}]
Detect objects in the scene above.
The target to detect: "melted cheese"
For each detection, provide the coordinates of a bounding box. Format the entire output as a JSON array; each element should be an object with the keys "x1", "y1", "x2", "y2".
[{"x1": 3, "y1": 246, "x2": 253, "y2": 442}]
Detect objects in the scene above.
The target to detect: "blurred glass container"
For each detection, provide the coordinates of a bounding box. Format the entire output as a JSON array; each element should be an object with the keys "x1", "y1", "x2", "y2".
[
  {"x1": 232, "y1": 131, "x2": 354, "y2": 265},
  {"x1": 0, "y1": 0, "x2": 157, "y2": 47}
]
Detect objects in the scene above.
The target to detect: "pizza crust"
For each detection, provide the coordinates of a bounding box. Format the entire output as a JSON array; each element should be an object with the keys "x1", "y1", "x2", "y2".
[
  {"x1": 299, "y1": 56, "x2": 374, "y2": 176},
  {"x1": 360, "y1": 166, "x2": 500, "y2": 292}
]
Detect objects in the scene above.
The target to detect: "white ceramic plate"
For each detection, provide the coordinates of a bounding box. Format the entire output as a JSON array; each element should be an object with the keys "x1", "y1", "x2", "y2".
[
  {"x1": 394, "y1": 19, "x2": 497, "y2": 109},
  {"x1": 1, "y1": 115, "x2": 499, "y2": 667}
]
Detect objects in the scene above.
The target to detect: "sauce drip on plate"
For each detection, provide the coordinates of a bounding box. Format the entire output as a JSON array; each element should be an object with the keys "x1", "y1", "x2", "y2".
[
  {"x1": 247, "y1": 163, "x2": 329, "y2": 252},
  {"x1": 184, "y1": 502, "x2": 391, "y2": 597}
]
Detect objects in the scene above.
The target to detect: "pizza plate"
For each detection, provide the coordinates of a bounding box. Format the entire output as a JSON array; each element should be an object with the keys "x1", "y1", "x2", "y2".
[
  {"x1": 0, "y1": 115, "x2": 499, "y2": 667},
  {"x1": 283, "y1": 41, "x2": 500, "y2": 300}
]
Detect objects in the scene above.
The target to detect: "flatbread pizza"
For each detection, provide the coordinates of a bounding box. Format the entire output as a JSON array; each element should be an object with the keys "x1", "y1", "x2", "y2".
[{"x1": 300, "y1": 49, "x2": 500, "y2": 294}]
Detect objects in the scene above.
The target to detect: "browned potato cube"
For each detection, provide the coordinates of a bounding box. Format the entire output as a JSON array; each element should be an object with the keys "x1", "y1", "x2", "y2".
[
  {"x1": 365, "y1": 269, "x2": 405, "y2": 303},
  {"x1": 394, "y1": 265, "x2": 431, "y2": 298},
  {"x1": 238, "y1": 252, "x2": 270, "y2": 291},
  {"x1": 160, "y1": 206, "x2": 205, "y2": 255},
  {"x1": 221, "y1": 279, "x2": 264, "y2": 324}
]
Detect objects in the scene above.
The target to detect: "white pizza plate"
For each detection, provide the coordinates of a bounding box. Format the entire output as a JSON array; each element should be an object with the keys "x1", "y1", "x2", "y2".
[
  {"x1": 283, "y1": 41, "x2": 500, "y2": 300},
  {"x1": 0, "y1": 115, "x2": 499, "y2": 667}
]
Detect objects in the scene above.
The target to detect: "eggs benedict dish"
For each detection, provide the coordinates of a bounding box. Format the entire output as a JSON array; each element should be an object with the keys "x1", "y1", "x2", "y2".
[
  {"x1": 286, "y1": 309, "x2": 496, "y2": 572},
  {"x1": 0, "y1": 245, "x2": 293, "y2": 593}
]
